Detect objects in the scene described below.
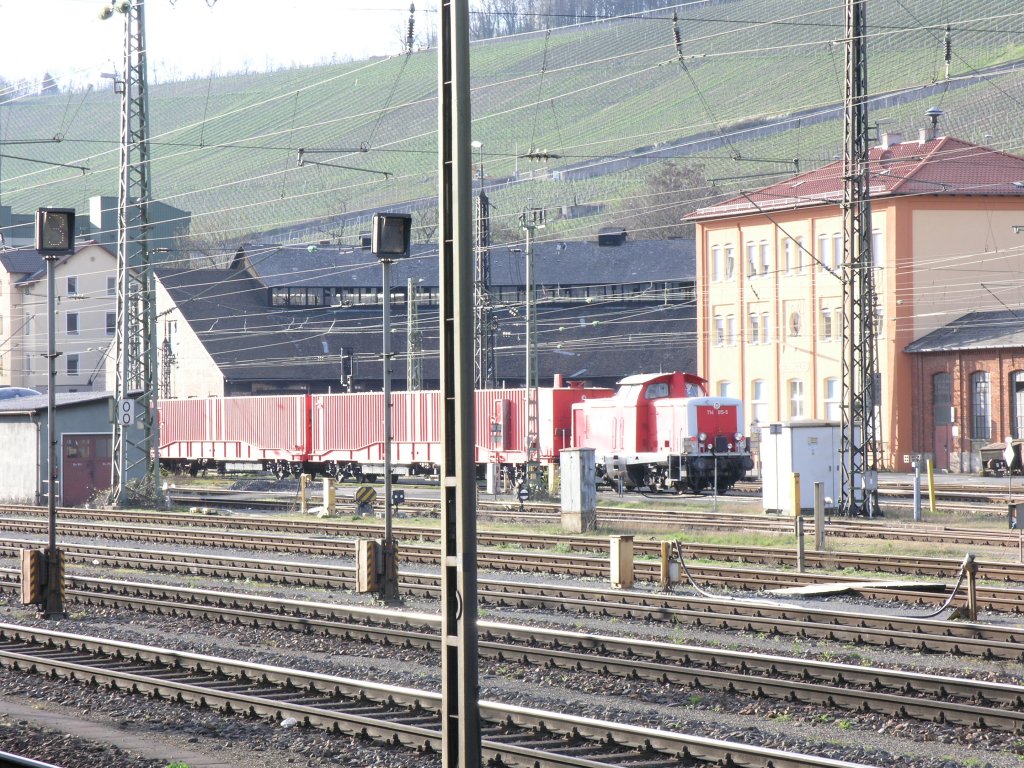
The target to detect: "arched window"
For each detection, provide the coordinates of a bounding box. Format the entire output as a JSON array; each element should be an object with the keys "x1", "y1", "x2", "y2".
[
  {"x1": 1011, "y1": 371, "x2": 1024, "y2": 438},
  {"x1": 971, "y1": 371, "x2": 991, "y2": 440},
  {"x1": 933, "y1": 372, "x2": 952, "y2": 426}
]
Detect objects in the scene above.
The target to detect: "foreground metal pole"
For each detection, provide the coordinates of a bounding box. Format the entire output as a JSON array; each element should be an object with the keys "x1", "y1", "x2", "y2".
[
  {"x1": 44, "y1": 255, "x2": 64, "y2": 619},
  {"x1": 438, "y1": 0, "x2": 481, "y2": 765},
  {"x1": 381, "y1": 258, "x2": 399, "y2": 602}
]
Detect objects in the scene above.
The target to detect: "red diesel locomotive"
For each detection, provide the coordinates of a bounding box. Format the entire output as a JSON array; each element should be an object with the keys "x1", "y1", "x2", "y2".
[
  {"x1": 572, "y1": 372, "x2": 752, "y2": 493},
  {"x1": 158, "y1": 371, "x2": 752, "y2": 493}
]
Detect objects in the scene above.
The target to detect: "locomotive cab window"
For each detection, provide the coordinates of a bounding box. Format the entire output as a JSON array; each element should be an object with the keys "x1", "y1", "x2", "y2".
[{"x1": 644, "y1": 382, "x2": 669, "y2": 400}]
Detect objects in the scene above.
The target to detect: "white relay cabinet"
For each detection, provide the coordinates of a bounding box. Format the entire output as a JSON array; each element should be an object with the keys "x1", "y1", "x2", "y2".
[{"x1": 760, "y1": 421, "x2": 841, "y2": 515}]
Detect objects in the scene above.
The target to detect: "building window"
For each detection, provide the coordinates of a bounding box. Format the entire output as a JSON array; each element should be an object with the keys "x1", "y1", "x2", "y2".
[
  {"x1": 794, "y1": 237, "x2": 804, "y2": 273},
  {"x1": 760, "y1": 312, "x2": 770, "y2": 344},
  {"x1": 872, "y1": 230, "x2": 886, "y2": 268},
  {"x1": 824, "y1": 377, "x2": 840, "y2": 420},
  {"x1": 782, "y1": 238, "x2": 794, "y2": 274},
  {"x1": 820, "y1": 307, "x2": 833, "y2": 341},
  {"x1": 66, "y1": 276, "x2": 78, "y2": 296},
  {"x1": 932, "y1": 372, "x2": 952, "y2": 426},
  {"x1": 718, "y1": 381, "x2": 733, "y2": 398},
  {"x1": 106, "y1": 312, "x2": 116, "y2": 336},
  {"x1": 711, "y1": 246, "x2": 721, "y2": 281},
  {"x1": 748, "y1": 312, "x2": 760, "y2": 345},
  {"x1": 745, "y1": 242, "x2": 757, "y2": 278},
  {"x1": 832, "y1": 233, "x2": 843, "y2": 270},
  {"x1": 714, "y1": 316, "x2": 725, "y2": 346},
  {"x1": 788, "y1": 379, "x2": 804, "y2": 419},
  {"x1": 751, "y1": 379, "x2": 767, "y2": 424},
  {"x1": 66, "y1": 313, "x2": 79, "y2": 335},
  {"x1": 971, "y1": 371, "x2": 991, "y2": 440},
  {"x1": 759, "y1": 241, "x2": 770, "y2": 275},
  {"x1": 725, "y1": 315, "x2": 735, "y2": 346},
  {"x1": 1011, "y1": 371, "x2": 1024, "y2": 439},
  {"x1": 724, "y1": 246, "x2": 735, "y2": 279},
  {"x1": 817, "y1": 234, "x2": 829, "y2": 272},
  {"x1": 66, "y1": 354, "x2": 79, "y2": 377},
  {"x1": 107, "y1": 276, "x2": 116, "y2": 296}
]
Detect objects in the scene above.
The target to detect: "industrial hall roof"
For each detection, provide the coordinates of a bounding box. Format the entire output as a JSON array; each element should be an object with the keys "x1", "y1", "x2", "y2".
[
  {"x1": 687, "y1": 135, "x2": 1024, "y2": 221},
  {"x1": 156, "y1": 267, "x2": 376, "y2": 386},
  {"x1": 904, "y1": 309, "x2": 1024, "y2": 354},
  {"x1": 155, "y1": 260, "x2": 698, "y2": 390},
  {"x1": 236, "y1": 236, "x2": 696, "y2": 291}
]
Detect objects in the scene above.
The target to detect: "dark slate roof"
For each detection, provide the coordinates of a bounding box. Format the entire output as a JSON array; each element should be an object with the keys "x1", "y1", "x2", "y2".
[
  {"x1": 0, "y1": 391, "x2": 112, "y2": 414},
  {"x1": 238, "y1": 238, "x2": 695, "y2": 290},
  {"x1": 690, "y1": 136, "x2": 1024, "y2": 220},
  {"x1": 492, "y1": 300, "x2": 697, "y2": 384},
  {"x1": 157, "y1": 267, "x2": 387, "y2": 384},
  {"x1": 904, "y1": 310, "x2": 1024, "y2": 353},
  {"x1": 0, "y1": 248, "x2": 43, "y2": 276},
  {"x1": 156, "y1": 265, "x2": 697, "y2": 388},
  {"x1": 3, "y1": 242, "x2": 114, "y2": 286}
]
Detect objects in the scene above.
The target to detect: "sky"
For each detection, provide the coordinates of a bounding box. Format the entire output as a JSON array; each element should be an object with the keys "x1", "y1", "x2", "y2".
[{"x1": 0, "y1": 1, "x2": 418, "y2": 91}]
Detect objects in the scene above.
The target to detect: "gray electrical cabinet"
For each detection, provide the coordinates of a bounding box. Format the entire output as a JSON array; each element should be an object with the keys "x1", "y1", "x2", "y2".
[{"x1": 760, "y1": 421, "x2": 841, "y2": 515}]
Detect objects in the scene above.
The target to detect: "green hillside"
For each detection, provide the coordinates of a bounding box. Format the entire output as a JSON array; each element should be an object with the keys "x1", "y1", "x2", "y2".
[{"x1": 2, "y1": 0, "x2": 1023, "y2": 249}]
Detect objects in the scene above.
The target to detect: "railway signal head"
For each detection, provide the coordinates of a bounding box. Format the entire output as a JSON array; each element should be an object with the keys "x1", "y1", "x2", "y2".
[{"x1": 370, "y1": 212, "x2": 412, "y2": 261}]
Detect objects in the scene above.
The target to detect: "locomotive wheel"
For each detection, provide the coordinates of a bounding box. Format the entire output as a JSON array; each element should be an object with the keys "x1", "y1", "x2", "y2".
[{"x1": 273, "y1": 465, "x2": 290, "y2": 481}]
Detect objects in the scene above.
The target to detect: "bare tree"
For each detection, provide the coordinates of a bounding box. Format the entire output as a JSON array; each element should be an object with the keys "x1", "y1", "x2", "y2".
[{"x1": 616, "y1": 161, "x2": 726, "y2": 240}]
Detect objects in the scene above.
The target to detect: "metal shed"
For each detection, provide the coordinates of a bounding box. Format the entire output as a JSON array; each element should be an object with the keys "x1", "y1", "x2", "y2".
[{"x1": 0, "y1": 392, "x2": 146, "y2": 506}]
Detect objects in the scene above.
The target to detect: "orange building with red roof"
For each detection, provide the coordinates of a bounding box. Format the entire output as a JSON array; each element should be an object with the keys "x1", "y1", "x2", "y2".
[{"x1": 688, "y1": 128, "x2": 1024, "y2": 472}]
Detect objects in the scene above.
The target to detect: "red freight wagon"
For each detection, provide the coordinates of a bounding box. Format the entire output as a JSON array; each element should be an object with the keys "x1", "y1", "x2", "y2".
[
  {"x1": 309, "y1": 384, "x2": 612, "y2": 481},
  {"x1": 159, "y1": 394, "x2": 309, "y2": 477}
]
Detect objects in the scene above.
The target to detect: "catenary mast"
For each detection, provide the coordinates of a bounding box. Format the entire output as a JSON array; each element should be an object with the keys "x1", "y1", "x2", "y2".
[{"x1": 840, "y1": 0, "x2": 881, "y2": 517}]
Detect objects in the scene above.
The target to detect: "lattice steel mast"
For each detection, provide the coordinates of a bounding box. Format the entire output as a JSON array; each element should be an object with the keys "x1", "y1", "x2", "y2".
[
  {"x1": 109, "y1": 0, "x2": 160, "y2": 505},
  {"x1": 520, "y1": 207, "x2": 544, "y2": 493},
  {"x1": 407, "y1": 277, "x2": 423, "y2": 390},
  {"x1": 840, "y1": 0, "x2": 881, "y2": 517},
  {"x1": 473, "y1": 170, "x2": 495, "y2": 388}
]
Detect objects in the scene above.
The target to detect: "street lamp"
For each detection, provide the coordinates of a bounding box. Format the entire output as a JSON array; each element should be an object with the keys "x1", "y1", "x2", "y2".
[
  {"x1": 34, "y1": 207, "x2": 75, "y2": 620},
  {"x1": 371, "y1": 211, "x2": 412, "y2": 603}
]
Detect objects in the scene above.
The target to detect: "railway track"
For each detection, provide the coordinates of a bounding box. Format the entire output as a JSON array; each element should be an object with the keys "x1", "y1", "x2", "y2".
[
  {"x1": 4, "y1": 514, "x2": 1024, "y2": 610},
  {"x1": 1, "y1": 545, "x2": 1021, "y2": 659},
  {"x1": 0, "y1": 621, "x2": 878, "y2": 768},
  {"x1": 4, "y1": 501, "x2": 1024, "y2": 551},
  {"x1": 4, "y1": 574, "x2": 1024, "y2": 734}
]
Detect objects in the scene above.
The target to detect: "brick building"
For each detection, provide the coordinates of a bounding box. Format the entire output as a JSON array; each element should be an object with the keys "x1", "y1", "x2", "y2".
[
  {"x1": 688, "y1": 127, "x2": 1024, "y2": 472},
  {"x1": 906, "y1": 310, "x2": 1024, "y2": 472}
]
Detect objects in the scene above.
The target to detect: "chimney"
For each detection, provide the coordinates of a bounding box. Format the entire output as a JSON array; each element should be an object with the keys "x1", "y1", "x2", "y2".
[
  {"x1": 880, "y1": 132, "x2": 902, "y2": 149},
  {"x1": 924, "y1": 106, "x2": 944, "y2": 142}
]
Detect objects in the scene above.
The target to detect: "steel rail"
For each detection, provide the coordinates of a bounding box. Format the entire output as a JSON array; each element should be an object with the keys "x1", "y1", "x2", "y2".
[
  {"x1": 8, "y1": 522, "x2": 1024, "y2": 615},
  {"x1": 7, "y1": 501, "x2": 1024, "y2": 549},
  {"x1": 9, "y1": 522, "x2": 1024, "y2": 613},
  {"x1": 34, "y1": 575, "x2": 1024, "y2": 732},
  {"x1": 2, "y1": 563, "x2": 1022, "y2": 660},
  {"x1": 0, "y1": 622, "x2": 876, "y2": 768}
]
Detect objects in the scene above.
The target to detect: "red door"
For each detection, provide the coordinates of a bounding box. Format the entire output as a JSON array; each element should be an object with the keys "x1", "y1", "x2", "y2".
[{"x1": 62, "y1": 434, "x2": 113, "y2": 506}]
